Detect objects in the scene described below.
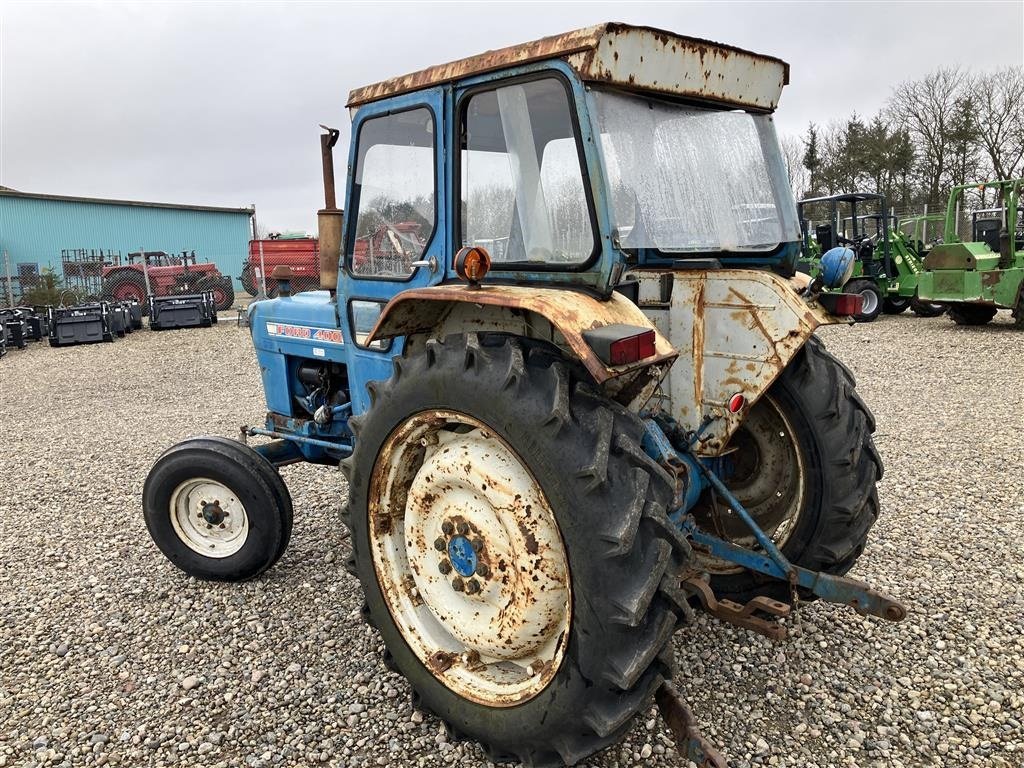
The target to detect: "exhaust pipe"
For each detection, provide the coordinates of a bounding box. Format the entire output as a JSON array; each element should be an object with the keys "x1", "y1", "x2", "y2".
[{"x1": 318, "y1": 125, "x2": 342, "y2": 293}]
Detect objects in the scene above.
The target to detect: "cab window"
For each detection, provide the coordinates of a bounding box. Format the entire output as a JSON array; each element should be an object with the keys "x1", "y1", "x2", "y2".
[
  {"x1": 460, "y1": 78, "x2": 595, "y2": 267},
  {"x1": 350, "y1": 107, "x2": 435, "y2": 278}
]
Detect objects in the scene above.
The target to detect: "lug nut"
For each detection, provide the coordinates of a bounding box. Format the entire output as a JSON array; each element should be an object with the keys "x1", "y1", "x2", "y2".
[
  {"x1": 438, "y1": 560, "x2": 452, "y2": 575},
  {"x1": 456, "y1": 521, "x2": 470, "y2": 536},
  {"x1": 465, "y1": 579, "x2": 481, "y2": 594},
  {"x1": 441, "y1": 520, "x2": 454, "y2": 536},
  {"x1": 451, "y1": 577, "x2": 464, "y2": 592},
  {"x1": 434, "y1": 537, "x2": 446, "y2": 551},
  {"x1": 471, "y1": 537, "x2": 483, "y2": 552},
  {"x1": 475, "y1": 563, "x2": 491, "y2": 578}
]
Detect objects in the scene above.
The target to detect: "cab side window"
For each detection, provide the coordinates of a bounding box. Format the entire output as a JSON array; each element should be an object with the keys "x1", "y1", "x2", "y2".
[
  {"x1": 460, "y1": 78, "x2": 595, "y2": 266},
  {"x1": 350, "y1": 107, "x2": 436, "y2": 278}
]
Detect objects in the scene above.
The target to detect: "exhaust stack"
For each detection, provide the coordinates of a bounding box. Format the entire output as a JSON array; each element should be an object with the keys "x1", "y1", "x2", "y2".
[{"x1": 317, "y1": 125, "x2": 342, "y2": 292}]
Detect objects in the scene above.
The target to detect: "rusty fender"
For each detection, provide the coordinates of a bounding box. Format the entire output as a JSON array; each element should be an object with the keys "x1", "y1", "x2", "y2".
[
  {"x1": 627, "y1": 268, "x2": 844, "y2": 455},
  {"x1": 367, "y1": 284, "x2": 678, "y2": 406}
]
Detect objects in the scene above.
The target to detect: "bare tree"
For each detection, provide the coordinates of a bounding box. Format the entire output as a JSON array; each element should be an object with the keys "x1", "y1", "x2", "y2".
[
  {"x1": 780, "y1": 133, "x2": 810, "y2": 199},
  {"x1": 975, "y1": 68, "x2": 1024, "y2": 183},
  {"x1": 887, "y1": 68, "x2": 968, "y2": 205}
]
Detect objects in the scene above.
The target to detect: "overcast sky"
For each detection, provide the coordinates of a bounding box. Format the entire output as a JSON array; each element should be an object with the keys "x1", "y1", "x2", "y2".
[{"x1": 1, "y1": 1, "x2": 1021, "y2": 232}]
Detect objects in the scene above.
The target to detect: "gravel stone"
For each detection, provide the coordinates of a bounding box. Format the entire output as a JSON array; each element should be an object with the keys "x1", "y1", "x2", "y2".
[{"x1": 1, "y1": 314, "x2": 1022, "y2": 767}]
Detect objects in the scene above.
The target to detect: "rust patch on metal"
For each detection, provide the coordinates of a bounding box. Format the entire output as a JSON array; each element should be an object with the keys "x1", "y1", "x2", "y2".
[
  {"x1": 348, "y1": 23, "x2": 789, "y2": 111},
  {"x1": 656, "y1": 681, "x2": 728, "y2": 768},
  {"x1": 692, "y1": 279, "x2": 706, "y2": 415},
  {"x1": 368, "y1": 284, "x2": 677, "y2": 385}
]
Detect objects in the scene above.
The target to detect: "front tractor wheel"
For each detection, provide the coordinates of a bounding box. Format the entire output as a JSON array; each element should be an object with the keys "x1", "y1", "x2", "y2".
[
  {"x1": 143, "y1": 437, "x2": 293, "y2": 581},
  {"x1": 846, "y1": 278, "x2": 884, "y2": 322},
  {"x1": 345, "y1": 335, "x2": 690, "y2": 766},
  {"x1": 948, "y1": 303, "x2": 998, "y2": 326},
  {"x1": 693, "y1": 336, "x2": 883, "y2": 605},
  {"x1": 882, "y1": 296, "x2": 910, "y2": 314}
]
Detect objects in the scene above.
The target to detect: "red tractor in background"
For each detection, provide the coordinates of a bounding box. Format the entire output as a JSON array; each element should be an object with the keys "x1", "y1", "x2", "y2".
[
  {"x1": 241, "y1": 234, "x2": 320, "y2": 297},
  {"x1": 102, "y1": 251, "x2": 235, "y2": 312},
  {"x1": 242, "y1": 223, "x2": 425, "y2": 297}
]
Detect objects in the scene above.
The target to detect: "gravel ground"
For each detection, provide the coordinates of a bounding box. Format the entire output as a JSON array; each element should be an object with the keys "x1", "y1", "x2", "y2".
[{"x1": 1, "y1": 311, "x2": 1022, "y2": 768}]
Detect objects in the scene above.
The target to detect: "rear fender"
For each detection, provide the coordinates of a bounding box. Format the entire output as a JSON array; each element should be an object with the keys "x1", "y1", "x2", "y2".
[
  {"x1": 367, "y1": 284, "x2": 678, "y2": 409},
  {"x1": 627, "y1": 268, "x2": 846, "y2": 455}
]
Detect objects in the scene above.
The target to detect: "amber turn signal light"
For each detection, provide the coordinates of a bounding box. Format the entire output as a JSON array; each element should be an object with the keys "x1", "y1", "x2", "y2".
[{"x1": 454, "y1": 246, "x2": 492, "y2": 288}]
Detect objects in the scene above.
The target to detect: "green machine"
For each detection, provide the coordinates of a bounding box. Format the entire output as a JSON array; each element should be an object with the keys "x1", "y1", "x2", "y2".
[
  {"x1": 917, "y1": 179, "x2": 1024, "y2": 326},
  {"x1": 797, "y1": 193, "x2": 943, "y2": 322}
]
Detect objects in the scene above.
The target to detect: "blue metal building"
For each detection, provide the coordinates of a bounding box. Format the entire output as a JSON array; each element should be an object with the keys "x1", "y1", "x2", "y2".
[{"x1": 0, "y1": 188, "x2": 254, "y2": 293}]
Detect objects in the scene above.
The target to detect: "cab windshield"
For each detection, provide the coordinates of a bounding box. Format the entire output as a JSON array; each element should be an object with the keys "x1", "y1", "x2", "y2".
[{"x1": 592, "y1": 89, "x2": 799, "y2": 254}]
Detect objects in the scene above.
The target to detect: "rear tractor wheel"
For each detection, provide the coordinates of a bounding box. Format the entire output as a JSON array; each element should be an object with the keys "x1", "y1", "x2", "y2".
[
  {"x1": 143, "y1": 437, "x2": 293, "y2": 581},
  {"x1": 344, "y1": 335, "x2": 691, "y2": 765},
  {"x1": 948, "y1": 303, "x2": 998, "y2": 326},
  {"x1": 197, "y1": 277, "x2": 235, "y2": 312},
  {"x1": 690, "y1": 336, "x2": 883, "y2": 605},
  {"x1": 882, "y1": 296, "x2": 910, "y2": 314},
  {"x1": 845, "y1": 279, "x2": 883, "y2": 322},
  {"x1": 910, "y1": 290, "x2": 946, "y2": 318}
]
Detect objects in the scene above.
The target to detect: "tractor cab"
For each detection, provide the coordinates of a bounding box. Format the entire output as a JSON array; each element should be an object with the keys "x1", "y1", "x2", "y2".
[{"x1": 971, "y1": 207, "x2": 1024, "y2": 253}]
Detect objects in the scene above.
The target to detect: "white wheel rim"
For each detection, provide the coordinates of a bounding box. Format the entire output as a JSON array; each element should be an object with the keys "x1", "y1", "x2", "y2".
[
  {"x1": 169, "y1": 478, "x2": 249, "y2": 558},
  {"x1": 859, "y1": 288, "x2": 879, "y2": 315},
  {"x1": 369, "y1": 410, "x2": 571, "y2": 707}
]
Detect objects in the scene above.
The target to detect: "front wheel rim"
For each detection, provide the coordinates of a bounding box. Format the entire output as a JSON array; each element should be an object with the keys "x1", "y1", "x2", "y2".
[
  {"x1": 368, "y1": 410, "x2": 571, "y2": 707},
  {"x1": 169, "y1": 478, "x2": 249, "y2": 558},
  {"x1": 859, "y1": 288, "x2": 879, "y2": 315}
]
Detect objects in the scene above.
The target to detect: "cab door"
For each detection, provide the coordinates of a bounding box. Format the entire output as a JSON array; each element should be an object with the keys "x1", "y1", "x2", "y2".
[{"x1": 338, "y1": 88, "x2": 447, "y2": 415}]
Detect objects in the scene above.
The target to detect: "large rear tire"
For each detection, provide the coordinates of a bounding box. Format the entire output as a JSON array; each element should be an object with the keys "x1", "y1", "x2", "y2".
[
  {"x1": 197, "y1": 277, "x2": 235, "y2": 312},
  {"x1": 948, "y1": 303, "x2": 998, "y2": 326},
  {"x1": 696, "y1": 336, "x2": 883, "y2": 605},
  {"x1": 343, "y1": 335, "x2": 691, "y2": 766}
]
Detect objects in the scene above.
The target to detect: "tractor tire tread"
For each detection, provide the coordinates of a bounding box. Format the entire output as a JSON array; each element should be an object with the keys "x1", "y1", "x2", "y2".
[{"x1": 343, "y1": 334, "x2": 692, "y2": 766}]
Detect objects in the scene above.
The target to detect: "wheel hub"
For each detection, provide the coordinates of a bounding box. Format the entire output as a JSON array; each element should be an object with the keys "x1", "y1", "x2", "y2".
[
  {"x1": 691, "y1": 394, "x2": 806, "y2": 574},
  {"x1": 169, "y1": 478, "x2": 249, "y2": 558},
  {"x1": 201, "y1": 500, "x2": 227, "y2": 526},
  {"x1": 446, "y1": 535, "x2": 478, "y2": 578}
]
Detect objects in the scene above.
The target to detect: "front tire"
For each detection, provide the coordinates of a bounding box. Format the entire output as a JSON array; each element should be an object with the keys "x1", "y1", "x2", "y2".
[
  {"x1": 344, "y1": 335, "x2": 691, "y2": 766},
  {"x1": 697, "y1": 336, "x2": 883, "y2": 605},
  {"x1": 846, "y1": 279, "x2": 883, "y2": 322},
  {"x1": 948, "y1": 303, "x2": 998, "y2": 326},
  {"x1": 910, "y1": 290, "x2": 946, "y2": 317},
  {"x1": 882, "y1": 296, "x2": 910, "y2": 314},
  {"x1": 143, "y1": 437, "x2": 293, "y2": 581}
]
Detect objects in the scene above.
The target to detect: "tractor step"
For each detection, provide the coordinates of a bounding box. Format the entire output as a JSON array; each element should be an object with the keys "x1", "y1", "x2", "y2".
[
  {"x1": 683, "y1": 577, "x2": 790, "y2": 641},
  {"x1": 656, "y1": 681, "x2": 728, "y2": 768}
]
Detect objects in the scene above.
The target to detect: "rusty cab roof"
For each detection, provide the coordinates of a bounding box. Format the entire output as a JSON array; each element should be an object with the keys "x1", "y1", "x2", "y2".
[{"x1": 347, "y1": 22, "x2": 790, "y2": 113}]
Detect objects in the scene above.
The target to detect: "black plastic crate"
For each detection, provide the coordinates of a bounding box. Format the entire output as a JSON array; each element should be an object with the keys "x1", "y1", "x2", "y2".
[
  {"x1": 0, "y1": 309, "x2": 29, "y2": 350},
  {"x1": 149, "y1": 292, "x2": 216, "y2": 330},
  {"x1": 48, "y1": 303, "x2": 115, "y2": 347}
]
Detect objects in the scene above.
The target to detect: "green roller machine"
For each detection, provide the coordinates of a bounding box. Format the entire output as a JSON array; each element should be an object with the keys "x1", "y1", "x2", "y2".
[
  {"x1": 797, "y1": 193, "x2": 943, "y2": 322},
  {"x1": 917, "y1": 179, "x2": 1024, "y2": 326}
]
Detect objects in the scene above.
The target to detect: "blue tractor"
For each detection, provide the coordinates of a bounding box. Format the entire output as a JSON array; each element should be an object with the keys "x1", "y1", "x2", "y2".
[{"x1": 143, "y1": 24, "x2": 903, "y2": 766}]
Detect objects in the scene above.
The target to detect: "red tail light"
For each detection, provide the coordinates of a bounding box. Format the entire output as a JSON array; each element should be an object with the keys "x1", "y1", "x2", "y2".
[
  {"x1": 583, "y1": 324, "x2": 658, "y2": 366},
  {"x1": 818, "y1": 292, "x2": 864, "y2": 317},
  {"x1": 608, "y1": 330, "x2": 656, "y2": 365}
]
